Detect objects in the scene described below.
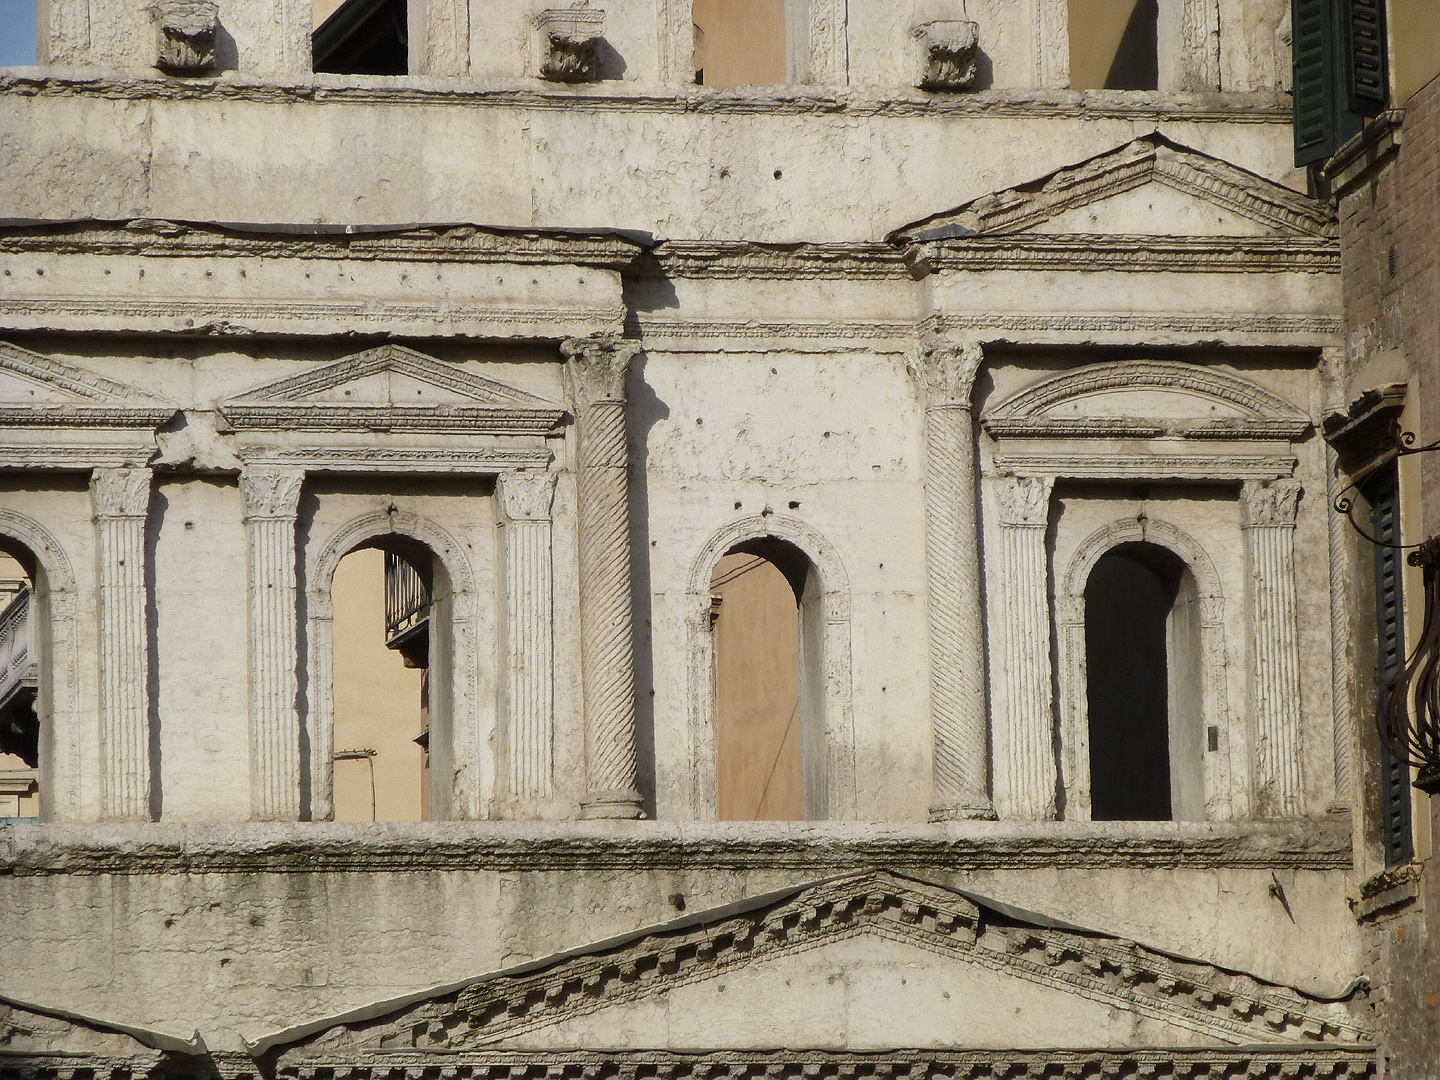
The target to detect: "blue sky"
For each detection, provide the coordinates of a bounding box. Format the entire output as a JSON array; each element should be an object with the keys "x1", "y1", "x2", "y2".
[{"x1": 0, "y1": 0, "x2": 36, "y2": 66}]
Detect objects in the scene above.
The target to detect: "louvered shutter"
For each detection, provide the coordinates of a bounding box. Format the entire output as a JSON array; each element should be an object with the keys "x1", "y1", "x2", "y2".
[
  {"x1": 1293, "y1": 0, "x2": 1334, "y2": 164},
  {"x1": 1342, "y1": 0, "x2": 1389, "y2": 115},
  {"x1": 1370, "y1": 468, "x2": 1414, "y2": 868}
]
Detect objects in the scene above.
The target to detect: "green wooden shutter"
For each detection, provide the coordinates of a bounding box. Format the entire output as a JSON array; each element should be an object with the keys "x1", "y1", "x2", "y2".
[
  {"x1": 1342, "y1": 0, "x2": 1389, "y2": 115},
  {"x1": 1292, "y1": 0, "x2": 1368, "y2": 167},
  {"x1": 1370, "y1": 467, "x2": 1414, "y2": 868}
]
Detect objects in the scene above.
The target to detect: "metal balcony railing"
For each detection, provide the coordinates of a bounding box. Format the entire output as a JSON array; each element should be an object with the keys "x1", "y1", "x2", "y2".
[
  {"x1": 384, "y1": 552, "x2": 430, "y2": 667},
  {"x1": 0, "y1": 587, "x2": 36, "y2": 712}
]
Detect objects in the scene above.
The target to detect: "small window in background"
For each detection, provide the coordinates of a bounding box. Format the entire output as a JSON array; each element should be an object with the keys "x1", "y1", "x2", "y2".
[
  {"x1": 692, "y1": 0, "x2": 794, "y2": 87},
  {"x1": 0, "y1": 0, "x2": 38, "y2": 66},
  {"x1": 1068, "y1": 0, "x2": 1158, "y2": 90},
  {"x1": 313, "y1": 0, "x2": 408, "y2": 75}
]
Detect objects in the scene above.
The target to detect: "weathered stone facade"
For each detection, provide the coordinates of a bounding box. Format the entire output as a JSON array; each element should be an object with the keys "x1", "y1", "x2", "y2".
[{"x1": 0, "y1": 1, "x2": 1385, "y2": 1077}]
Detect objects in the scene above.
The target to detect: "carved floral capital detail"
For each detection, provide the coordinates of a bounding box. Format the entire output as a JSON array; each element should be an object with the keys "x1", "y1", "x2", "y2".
[
  {"x1": 994, "y1": 475, "x2": 1054, "y2": 527},
  {"x1": 90, "y1": 467, "x2": 153, "y2": 519},
  {"x1": 1241, "y1": 478, "x2": 1302, "y2": 528},
  {"x1": 908, "y1": 339, "x2": 984, "y2": 408},
  {"x1": 241, "y1": 467, "x2": 305, "y2": 521},
  {"x1": 563, "y1": 337, "x2": 642, "y2": 408},
  {"x1": 500, "y1": 471, "x2": 557, "y2": 522}
]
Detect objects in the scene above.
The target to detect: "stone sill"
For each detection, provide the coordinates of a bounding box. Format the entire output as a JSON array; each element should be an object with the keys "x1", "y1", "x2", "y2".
[
  {"x1": 0, "y1": 818, "x2": 1351, "y2": 875},
  {"x1": 0, "y1": 69, "x2": 1293, "y2": 121},
  {"x1": 1323, "y1": 109, "x2": 1405, "y2": 198},
  {"x1": 1349, "y1": 861, "x2": 1423, "y2": 923}
]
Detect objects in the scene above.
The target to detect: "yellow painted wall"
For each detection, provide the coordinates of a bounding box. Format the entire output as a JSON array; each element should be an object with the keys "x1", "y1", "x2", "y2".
[
  {"x1": 331, "y1": 547, "x2": 427, "y2": 822},
  {"x1": 712, "y1": 552, "x2": 802, "y2": 820},
  {"x1": 1390, "y1": 0, "x2": 1440, "y2": 105},
  {"x1": 1067, "y1": 0, "x2": 1143, "y2": 89},
  {"x1": 692, "y1": 0, "x2": 788, "y2": 87}
]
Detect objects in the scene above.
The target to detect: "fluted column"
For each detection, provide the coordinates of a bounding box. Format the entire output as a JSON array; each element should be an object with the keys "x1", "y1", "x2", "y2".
[
  {"x1": 1321, "y1": 350, "x2": 1354, "y2": 809},
  {"x1": 90, "y1": 467, "x2": 152, "y2": 821},
  {"x1": 1242, "y1": 478, "x2": 1305, "y2": 817},
  {"x1": 241, "y1": 466, "x2": 305, "y2": 821},
  {"x1": 991, "y1": 475, "x2": 1056, "y2": 820},
  {"x1": 500, "y1": 470, "x2": 557, "y2": 801},
  {"x1": 564, "y1": 338, "x2": 644, "y2": 819},
  {"x1": 908, "y1": 340, "x2": 995, "y2": 821}
]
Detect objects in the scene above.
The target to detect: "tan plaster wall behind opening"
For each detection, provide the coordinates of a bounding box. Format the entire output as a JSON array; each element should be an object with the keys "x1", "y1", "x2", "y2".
[{"x1": 693, "y1": 0, "x2": 788, "y2": 86}]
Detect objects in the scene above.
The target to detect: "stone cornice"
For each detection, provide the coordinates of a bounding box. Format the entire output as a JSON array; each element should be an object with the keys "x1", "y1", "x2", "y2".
[
  {"x1": 0, "y1": 219, "x2": 648, "y2": 268},
  {"x1": 0, "y1": 73, "x2": 1295, "y2": 121},
  {"x1": 645, "y1": 242, "x2": 909, "y2": 280},
  {"x1": 909, "y1": 234, "x2": 1339, "y2": 275},
  {"x1": 0, "y1": 820, "x2": 1352, "y2": 875}
]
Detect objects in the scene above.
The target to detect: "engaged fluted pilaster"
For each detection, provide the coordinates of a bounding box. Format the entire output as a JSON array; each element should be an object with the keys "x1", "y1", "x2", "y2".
[
  {"x1": 499, "y1": 470, "x2": 558, "y2": 801},
  {"x1": 90, "y1": 467, "x2": 153, "y2": 821},
  {"x1": 564, "y1": 337, "x2": 644, "y2": 819},
  {"x1": 907, "y1": 339, "x2": 995, "y2": 821},
  {"x1": 241, "y1": 466, "x2": 305, "y2": 821},
  {"x1": 992, "y1": 475, "x2": 1057, "y2": 820},
  {"x1": 1242, "y1": 478, "x2": 1305, "y2": 817}
]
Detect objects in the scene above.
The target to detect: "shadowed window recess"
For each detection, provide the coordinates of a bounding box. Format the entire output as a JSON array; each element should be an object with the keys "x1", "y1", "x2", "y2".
[
  {"x1": 1067, "y1": 0, "x2": 1157, "y2": 90},
  {"x1": 710, "y1": 537, "x2": 825, "y2": 820},
  {"x1": 313, "y1": 0, "x2": 408, "y2": 75},
  {"x1": 0, "y1": 549, "x2": 40, "y2": 822},
  {"x1": 1085, "y1": 542, "x2": 1204, "y2": 821}
]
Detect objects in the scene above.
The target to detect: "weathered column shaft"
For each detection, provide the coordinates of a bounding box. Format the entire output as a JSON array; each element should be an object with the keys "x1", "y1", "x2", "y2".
[
  {"x1": 1321, "y1": 350, "x2": 1353, "y2": 809},
  {"x1": 565, "y1": 338, "x2": 644, "y2": 819},
  {"x1": 909, "y1": 341, "x2": 994, "y2": 821},
  {"x1": 90, "y1": 467, "x2": 152, "y2": 821},
  {"x1": 992, "y1": 475, "x2": 1056, "y2": 820},
  {"x1": 1243, "y1": 478, "x2": 1305, "y2": 817},
  {"x1": 242, "y1": 467, "x2": 305, "y2": 821},
  {"x1": 500, "y1": 471, "x2": 557, "y2": 801}
]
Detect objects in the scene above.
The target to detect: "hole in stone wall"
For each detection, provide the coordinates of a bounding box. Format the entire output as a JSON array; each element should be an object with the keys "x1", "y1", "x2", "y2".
[
  {"x1": 1067, "y1": 0, "x2": 1158, "y2": 90},
  {"x1": 313, "y1": 0, "x2": 408, "y2": 75}
]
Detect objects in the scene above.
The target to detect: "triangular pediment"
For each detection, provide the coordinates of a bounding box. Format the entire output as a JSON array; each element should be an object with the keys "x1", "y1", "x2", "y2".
[
  {"x1": 0, "y1": 992, "x2": 203, "y2": 1060},
  {"x1": 890, "y1": 135, "x2": 1335, "y2": 244},
  {"x1": 221, "y1": 345, "x2": 565, "y2": 435},
  {"x1": 983, "y1": 360, "x2": 1313, "y2": 441},
  {"x1": 0, "y1": 341, "x2": 174, "y2": 428},
  {"x1": 263, "y1": 871, "x2": 1369, "y2": 1063}
]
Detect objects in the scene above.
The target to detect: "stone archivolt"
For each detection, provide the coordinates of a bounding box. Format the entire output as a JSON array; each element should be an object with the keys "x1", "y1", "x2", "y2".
[{"x1": 267, "y1": 871, "x2": 1369, "y2": 1059}]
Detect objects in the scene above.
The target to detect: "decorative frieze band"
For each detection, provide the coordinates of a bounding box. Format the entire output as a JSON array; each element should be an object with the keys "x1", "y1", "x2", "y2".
[
  {"x1": 499, "y1": 471, "x2": 557, "y2": 801},
  {"x1": 907, "y1": 340, "x2": 993, "y2": 821},
  {"x1": 90, "y1": 467, "x2": 152, "y2": 821},
  {"x1": 564, "y1": 338, "x2": 644, "y2": 819},
  {"x1": 241, "y1": 466, "x2": 305, "y2": 821},
  {"x1": 991, "y1": 475, "x2": 1057, "y2": 820},
  {"x1": 1242, "y1": 479, "x2": 1305, "y2": 817}
]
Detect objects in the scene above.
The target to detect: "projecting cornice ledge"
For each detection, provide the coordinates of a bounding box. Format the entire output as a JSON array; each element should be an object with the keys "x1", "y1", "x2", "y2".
[{"x1": 0, "y1": 820, "x2": 1351, "y2": 875}]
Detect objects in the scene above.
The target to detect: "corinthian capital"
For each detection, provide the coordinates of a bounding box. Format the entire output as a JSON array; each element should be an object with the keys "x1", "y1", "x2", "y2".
[
  {"x1": 90, "y1": 467, "x2": 153, "y2": 519},
  {"x1": 499, "y1": 470, "x2": 557, "y2": 522},
  {"x1": 241, "y1": 466, "x2": 305, "y2": 521},
  {"x1": 562, "y1": 337, "x2": 642, "y2": 408},
  {"x1": 994, "y1": 475, "x2": 1054, "y2": 527},
  {"x1": 1241, "y1": 478, "x2": 1302, "y2": 528},
  {"x1": 907, "y1": 338, "x2": 984, "y2": 409}
]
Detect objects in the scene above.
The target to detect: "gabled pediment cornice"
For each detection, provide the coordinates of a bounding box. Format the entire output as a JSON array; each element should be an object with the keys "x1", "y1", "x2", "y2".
[
  {"x1": 260, "y1": 870, "x2": 1370, "y2": 1059},
  {"x1": 220, "y1": 345, "x2": 566, "y2": 436},
  {"x1": 0, "y1": 340, "x2": 175, "y2": 429}
]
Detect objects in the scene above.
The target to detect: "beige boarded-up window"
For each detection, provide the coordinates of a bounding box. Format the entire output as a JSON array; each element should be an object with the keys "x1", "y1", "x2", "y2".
[{"x1": 1068, "y1": 0, "x2": 1158, "y2": 89}]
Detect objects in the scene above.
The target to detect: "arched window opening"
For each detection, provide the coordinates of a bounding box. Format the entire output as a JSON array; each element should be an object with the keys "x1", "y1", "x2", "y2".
[
  {"x1": 692, "y1": 0, "x2": 809, "y2": 86},
  {"x1": 330, "y1": 542, "x2": 433, "y2": 821},
  {"x1": 313, "y1": 0, "x2": 409, "y2": 75},
  {"x1": 1085, "y1": 541, "x2": 1203, "y2": 821},
  {"x1": 1067, "y1": 0, "x2": 1158, "y2": 90},
  {"x1": 711, "y1": 536, "x2": 825, "y2": 819},
  {"x1": 0, "y1": 546, "x2": 40, "y2": 822},
  {"x1": 0, "y1": 0, "x2": 37, "y2": 66}
]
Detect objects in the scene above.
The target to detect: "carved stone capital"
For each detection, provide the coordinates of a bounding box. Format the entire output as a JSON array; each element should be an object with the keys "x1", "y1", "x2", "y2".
[
  {"x1": 536, "y1": 8, "x2": 605, "y2": 82},
  {"x1": 500, "y1": 471, "x2": 557, "y2": 522},
  {"x1": 155, "y1": 0, "x2": 219, "y2": 73},
  {"x1": 994, "y1": 475, "x2": 1054, "y2": 527},
  {"x1": 563, "y1": 338, "x2": 641, "y2": 409},
  {"x1": 241, "y1": 467, "x2": 305, "y2": 521},
  {"x1": 912, "y1": 20, "x2": 980, "y2": 91},
  {"x1": 90, "y1": 468, "x2": 152, "y2": 519},
  {"x1": 1241, "y1": 478, "x2": 1302, "y2": 528},
  {"x1": 908, "y1": 339, "x2": 983, "y2": 409}
]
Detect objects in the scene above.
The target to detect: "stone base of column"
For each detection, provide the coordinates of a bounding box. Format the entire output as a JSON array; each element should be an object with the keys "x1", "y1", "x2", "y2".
[
  {"x1": 929, "y1": 799, "x2": 998, "y2": 822},
  {"x1": 580, "y1": 789, "x2": 645, "y2": 819}
]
